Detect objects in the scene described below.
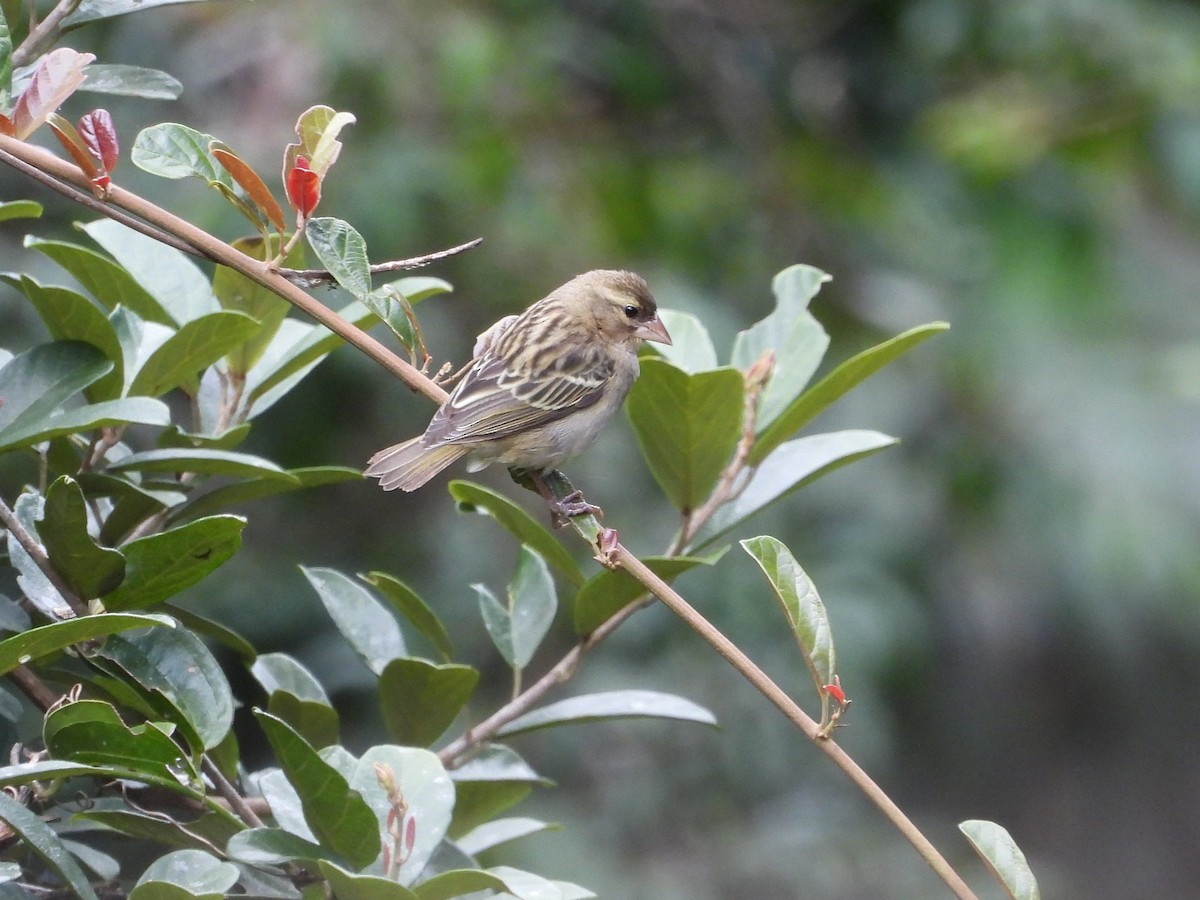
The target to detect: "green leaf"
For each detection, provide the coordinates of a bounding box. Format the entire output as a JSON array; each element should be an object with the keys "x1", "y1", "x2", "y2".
[
  {"x1": 0, "y1": 201, "x2": 38, "y2": 222},
  {"x1": 625, "y1": 359, "x2": 744, "y2": 511},
  {"x1": 267, "y1": 691, "x2": 340, "y2": 752},
  {"x1": 347, "y1": 746, "x2": 455, "y2": 883},
  {"x1": 254, "y1": 710, "x2": 380, "y2": 870},
  {"x1": 474, "y1": 546, "x2": 556, "y2": 671},
  {"x1": 215, "y1": 235, "x2": 302, "y2": 376},
  {"x1": 455, "y1": 817, "x2": 557, "y2": 857},
  {"x1": 0, "y1": 396, "x2": 170, "y2": 455},
  {"x1": 164, "y1": 605, "x2": 256, "y2": 663},
  {"x1": 225, "y1": 826, "x2": 335, "y2": 866},
  {"x1": 251, "y1": 652, "x2": 329, "y2": 703},
  {"x1": 133, "y1": 849, "x2": 239, "y2": 898},
  {"x1": 26, "y1": 235, "x2": 171, "y2": 324},
  {"x1": 448, "y1": 480, "x2": 583, "y2": 586},
  {"x1": 413, "y1": 869, "x2": 509, "y2": 900},
  {"x1": 447, "y1": 746, "x2": 543, "y2": 839},
  {"x1": 0, "y1": 613, "x2": 175, "y2": 675},
  {"x1": 387, "y1": 275, "x2": 453, "y2": 304},
  {"x1": 690, "y1": 430, "x2": 899, "y2": 550},
  {"x1": 101, "y1": 515, "x2": 246, "y2": 611},
  {"x1": 959, "y1": 820, "x2": 1041, "y2": 900},
  {"x1": 78, "y1": 64, "x2": 182, "y2": 100},
  {"x1": 65, "y1": 0, "x2": 218, "y2": 27},
  {"x1": 172, "y1": 465, "x2": 359, "y2": 522},
  {"x1": 379, "y1": 658, "x2": 478, "y2": 747},
  {"x1": 361, "y1": 572, "x2": 454, "y2": 662},
  {"x1": 487, "y1": 866, "x2": 596, "y2": 900},
  {"x1": 109, "y1": 448, "x2": 297, "y2": 481},
  {"x1": 43, "y1": 699, "x2": 196, "y2": 782},
  {"x1": 94, "y1": 626, "x2": 234, "y2": 752},
  {"x1": 242, "y1": 300, "x2": 376, "y2": 411},
  {"x1": 317, "y1": 862, "x2": 419, "y2": 900},
  {"x1": 0, "y1": 340, "x2": 111, "y2": 434},
  {"x1": 82, "y1": 219, "x2": 217, "y2": 325},
  {"x1": 750, "y1": 321, "x2": 950, "y2": 465},
  {"x1": 305, "y1": 217, "x2": 371, "y2": 298},
  {"x1": 73, "y1": 806, "x2": 236, "y2": 854},
  {"x1": 730, "y1": 264, "x2": 831, "y2": 429},
  {"x1": 302, "y1": 566, "x2": 406, "y2": 675},
  {"x1": 252, "y1": 653, "x2": 338, "y2": 749},
  {"x1": 130, "y1": 123, "x2": 231, "y2": 187},
  {"x1": 740, "y1": 536, "x2": 836, "y2": 689},
  {"x1": 128, "y1": 311, "x2": 261, "y2": 396},
  {"x1": 39, "y1": 476, "x2": 126, "y2": 599},
  {"x1": 12, "y1": 275, "x2": 124, "y2": 400},
  {"x1": 285, "y1": 105, "x2": 356, "y2": 178},
  {"x1": 650, "y1": 309, "x2": 718, "y2": 373},
  {"x1": 0, "y1": 792, "x2": 99, "y2": 900},
  {"x1": 496, "y1": 690, "x2": 719, "y2": 737},
  {"x1": 572, "y1": 554, "x2": 719, "y2": 635}
]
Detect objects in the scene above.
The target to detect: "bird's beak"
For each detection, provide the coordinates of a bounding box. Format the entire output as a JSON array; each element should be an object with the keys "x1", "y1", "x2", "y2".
[{"x1": 636, "y1": 316, "x2": 672, "y2": 345}]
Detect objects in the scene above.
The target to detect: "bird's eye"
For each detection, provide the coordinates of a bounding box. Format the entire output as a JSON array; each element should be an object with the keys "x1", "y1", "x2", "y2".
[{"x1": 623, "y1": 305, "x2": 639, "y2": 319}]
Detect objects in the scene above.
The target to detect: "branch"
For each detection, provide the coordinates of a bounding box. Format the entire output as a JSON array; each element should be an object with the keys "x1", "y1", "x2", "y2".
[
  {"x1": 0, "y1": 133, "x2": 447, "y2": 406},
  {"x1": 0, "y1": 133, "x2": 976, "y2": 900},
  {"x1": 11, "y1": 0, "x2": 82, "y2": 67}
]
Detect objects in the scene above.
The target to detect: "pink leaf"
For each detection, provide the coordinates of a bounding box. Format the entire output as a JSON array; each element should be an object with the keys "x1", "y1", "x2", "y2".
[{"x1": 12, "y1": 48, "x2": 96, "y2": 140}]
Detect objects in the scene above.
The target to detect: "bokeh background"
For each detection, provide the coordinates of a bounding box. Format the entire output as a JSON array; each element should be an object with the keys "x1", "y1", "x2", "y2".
[{"x1": 2, "y1": 1, "x2": 1199, "y2": 897}]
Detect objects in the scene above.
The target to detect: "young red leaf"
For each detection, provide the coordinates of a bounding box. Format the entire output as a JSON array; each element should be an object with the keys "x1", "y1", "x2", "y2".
[
  {"x1": 78, "y1": 110, "x2": 119, "y2": 174},
  {"x1": 11, "y1": 48, "x2": 97, "y2": 140},
  {"x1": 211, "y1": 142, "x2": 286, "y2": 232},
  {"x1": 47, "y1": 113, "x2": 99, "y2": 180},
  {"x1": 286, "y1": 155, "x2": 321, "y2": 219},
  {"x1": 405, "y1": 815, "x2": 416, "y2": 852},
  {"x1": 0, "y1": 114, "x2": 14, "y2": 136},
  {"x1": 823, "y1": 677, "x2": 847, "y2": 707}
]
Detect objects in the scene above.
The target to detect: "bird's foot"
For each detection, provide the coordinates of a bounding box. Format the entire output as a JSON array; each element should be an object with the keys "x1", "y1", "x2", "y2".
[{"x1": 549, "y1": 490, "x2": 603, "y2": 528}]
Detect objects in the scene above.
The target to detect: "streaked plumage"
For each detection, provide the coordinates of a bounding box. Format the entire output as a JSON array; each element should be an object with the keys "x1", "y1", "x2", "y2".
[{"x1": 365, "y1": 269, "x2": 671, "y2": 493}]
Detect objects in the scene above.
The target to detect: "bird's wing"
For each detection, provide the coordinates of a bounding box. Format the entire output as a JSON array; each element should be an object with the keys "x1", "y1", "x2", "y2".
[{"x1": 425, "y1": 342, "x2": 615, "y2": 445}]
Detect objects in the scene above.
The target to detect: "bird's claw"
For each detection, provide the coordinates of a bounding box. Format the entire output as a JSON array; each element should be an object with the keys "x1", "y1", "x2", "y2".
[{"x1": 549, "y1": 490, "x2": 603, "y2": 528}]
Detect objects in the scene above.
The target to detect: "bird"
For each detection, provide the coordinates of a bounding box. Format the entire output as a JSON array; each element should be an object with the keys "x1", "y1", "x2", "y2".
[{"x1": 365, "y1": 269, "x2": 672, "y2": 518}]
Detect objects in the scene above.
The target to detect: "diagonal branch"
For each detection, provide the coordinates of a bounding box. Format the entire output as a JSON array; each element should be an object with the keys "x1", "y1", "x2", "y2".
[{"x1": 0, "y1": 132, "x2": 976, "y2": 900}]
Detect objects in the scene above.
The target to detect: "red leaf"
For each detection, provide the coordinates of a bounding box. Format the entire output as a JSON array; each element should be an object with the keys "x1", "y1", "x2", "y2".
[
  {"x1": 286, "y1": 155, "x2": 321, "y2": 219},
  {"x1": 11, "y1": 48, "x2": 96, "y2": 140},
  {"x1": 78, "y1": 109, "x2": 119, "y2": 173},
  {"x1": 47, "y1": 113, "x2": 99, "y2": 180},
  {"x1": 822, "y1": 677, "x2": 847, "y2": 707},
  {"x1": 0, "y1": 114, "x2": 13, "y2": 136},
  {"x1": 212, "y1": 143, "x2": 286, "y2": 232},
  {"x1": 405, "y1": 814, "x2": 416, "y2": 852}
]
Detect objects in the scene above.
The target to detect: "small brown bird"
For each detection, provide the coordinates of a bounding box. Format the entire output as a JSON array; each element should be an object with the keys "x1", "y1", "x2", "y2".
[{"x1": 365, "y1": 270, "x2": 671, "y2": 512}]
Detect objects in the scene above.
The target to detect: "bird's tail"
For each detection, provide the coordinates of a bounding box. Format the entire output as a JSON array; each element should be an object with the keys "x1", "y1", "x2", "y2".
[{"x1": 364, "y1": 438, "x2": 469, "y2": 491}]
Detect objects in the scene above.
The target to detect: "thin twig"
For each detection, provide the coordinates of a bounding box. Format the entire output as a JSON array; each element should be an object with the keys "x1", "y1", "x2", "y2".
[
  {"x1": 611, "y1": 547, "x2": 978, "y2": 900},
  {"x1": 201, "y1": 756, "x2": 263, "y2": 829},
  {"x1": 278, "y1": 237, "x2": 483, "y2": 287},
  {"x1": 0, "y1": 496, "x2": 86, "y2": 618},
  {"x1": 11, "y1": 0, "x2": 82, "y2": 67},
  {"x1": 8, "y1": 665, "x2": 61, "y2": 712}
]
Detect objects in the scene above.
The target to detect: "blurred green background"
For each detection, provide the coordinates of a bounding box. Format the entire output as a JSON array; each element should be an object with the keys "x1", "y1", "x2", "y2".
[{"x1": 3, "y1": 0, "x2": 1199, "y2": 897}]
